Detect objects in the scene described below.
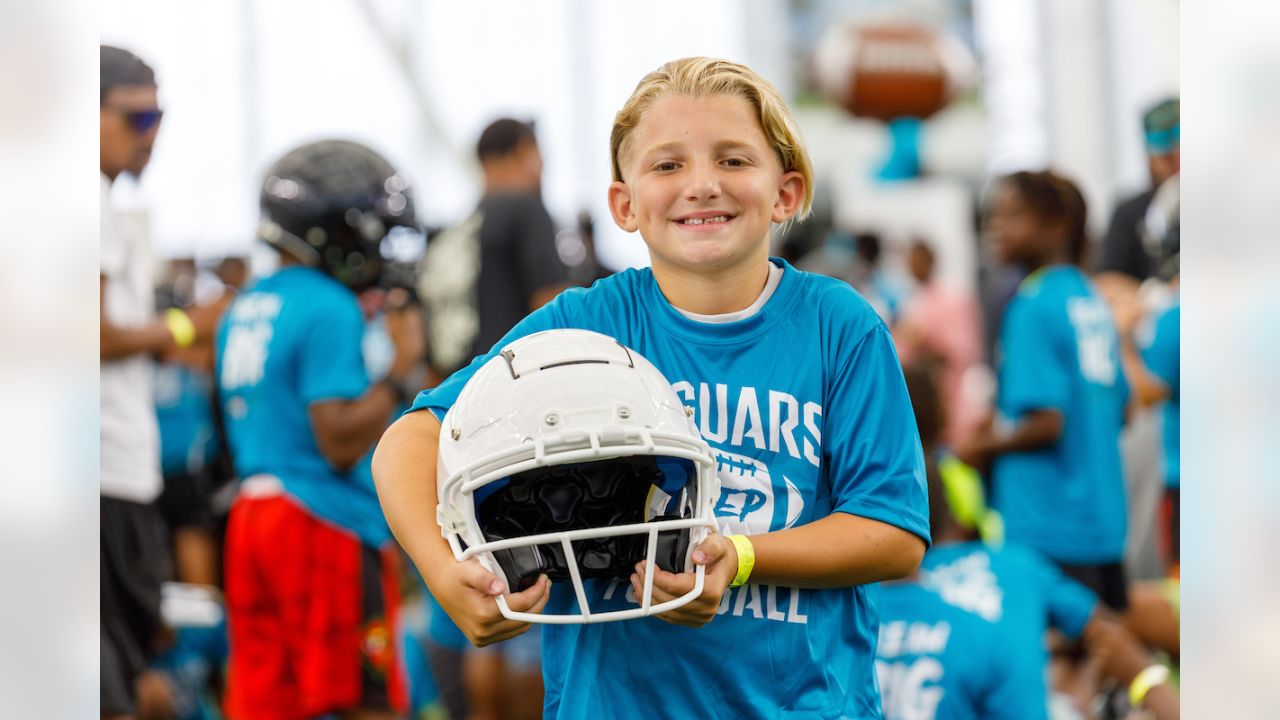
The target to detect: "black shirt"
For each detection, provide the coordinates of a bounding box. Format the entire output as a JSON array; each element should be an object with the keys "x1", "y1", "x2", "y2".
[
  {"x1": 471, "y1": 191, "x2": 567, "y2": 357},
  {"x1": 1098, "y1": 189, "x2": 1156, "y2": 280}
]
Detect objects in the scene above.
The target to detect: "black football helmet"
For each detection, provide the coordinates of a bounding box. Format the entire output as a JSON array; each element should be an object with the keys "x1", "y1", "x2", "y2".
[{"x1": 258, "y1": 140, "x2": 418, "y2": 292}]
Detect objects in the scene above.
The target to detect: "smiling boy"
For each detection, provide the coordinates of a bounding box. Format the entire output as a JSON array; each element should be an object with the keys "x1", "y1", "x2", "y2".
[{"x1": 374, "y1": 57, "x2": 930, "y2": 718}]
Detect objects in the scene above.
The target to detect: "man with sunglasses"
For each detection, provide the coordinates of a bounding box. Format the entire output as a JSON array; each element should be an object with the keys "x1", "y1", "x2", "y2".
[{"x1": 100, "y1": 45, "x2": 221, "y2": 720}]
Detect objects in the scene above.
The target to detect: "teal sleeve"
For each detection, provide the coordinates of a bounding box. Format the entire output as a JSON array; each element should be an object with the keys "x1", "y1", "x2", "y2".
[{"x1": 827, "y1": 324, "x2": 932, "y2": 546}]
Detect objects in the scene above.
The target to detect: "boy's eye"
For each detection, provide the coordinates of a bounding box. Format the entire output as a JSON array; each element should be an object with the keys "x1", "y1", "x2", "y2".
[
  {"x1": 723, "y1": 157, "x2": 748, "y2": 167},
  {"x1": 654, "y1": 161, "x2": 679, "y2": 172}
]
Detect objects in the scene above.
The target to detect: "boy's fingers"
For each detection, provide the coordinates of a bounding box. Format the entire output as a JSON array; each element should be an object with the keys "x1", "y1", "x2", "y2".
[
  {"x1": 694, "y1": 535, "x2": 727, "y2": 562},
  {"x1": 632, "y1": 572, "x2": 675, "y2": 606},
  {"x1": 505, "y1": 575, "x2": 551, "y2": 614},
  {"x1": 632, "y1": 578, "x2": 690, "y2": 624},
  {"x1": 458, "y1": 560, "x2": 505, "y2": 596},
  {"x1": 631, "y1": 569, "x2": 718, "y2": 628},
  {"x1": 692, "y1": 533, "x2": 735, "y2": 569},
  {"x1": 475, "y1": 577, "x2": 552, "y2": 645},
  {"x1": 636, "y1": 563, "x2": 696, "y2": 596},
  {"x1": 634, "y1": 567, "x2": 711, "y2": 615},
  {"x1": 525, "y1": 584, "x2": 553, "y2": 615}
]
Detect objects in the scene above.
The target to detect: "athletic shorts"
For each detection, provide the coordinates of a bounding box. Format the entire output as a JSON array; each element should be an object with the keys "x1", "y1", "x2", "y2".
[
  {"x1": 101, "y1": 496, "x2": 172, "y2": 716},
  {"x1": 223, "y1": 489, "x2": 407, "y2": 719},
  {"x1": 1055, "y1": 559, "x2": 1129, "y2": 611},
  {"x1": 157, "y1": 470, "x2": 215, "y2": 531}
]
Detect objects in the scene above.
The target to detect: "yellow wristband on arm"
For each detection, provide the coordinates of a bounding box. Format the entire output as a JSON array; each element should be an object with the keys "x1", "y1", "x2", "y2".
[
  {"x1": 164, "y1": 308, "x2": 197, "y2": 348},
  {"x1": 726, "y1": 534, "x2": 756, "y2": 588},
  {"x1": 1128, "y1": 664, "x2": 1170, "y2": 708}
]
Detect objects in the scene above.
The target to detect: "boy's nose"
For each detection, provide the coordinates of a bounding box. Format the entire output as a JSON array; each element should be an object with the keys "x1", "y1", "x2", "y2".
[{"x1": 685, "y1": 163, "x2": 721, "y2": 201}]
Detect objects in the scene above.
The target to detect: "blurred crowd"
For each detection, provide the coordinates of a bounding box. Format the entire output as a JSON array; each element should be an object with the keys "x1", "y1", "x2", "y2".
[{"x1": 100, "y1": 37, "x2": 1179, "y2": 720}]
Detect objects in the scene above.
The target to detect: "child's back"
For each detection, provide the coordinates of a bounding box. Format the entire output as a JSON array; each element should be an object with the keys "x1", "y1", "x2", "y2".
[{"x1": 993, "y1": 266, "x2": 1129, "y2": 565}]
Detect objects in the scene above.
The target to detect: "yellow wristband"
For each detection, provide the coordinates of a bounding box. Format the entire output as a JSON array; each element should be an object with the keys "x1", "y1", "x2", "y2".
[
  {"x1": 164, "y1": 308, "x2": 197, "y2": 348},
  {"x1": 726, "y1": 534, "x2": 755, "y2": 588},
  {"x1": 1128, "y1": 664, "x2": 1170, "y2": 708}
]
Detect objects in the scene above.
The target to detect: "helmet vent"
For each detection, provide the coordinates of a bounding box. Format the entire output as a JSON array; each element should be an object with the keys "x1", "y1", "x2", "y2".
[{"x1": 539, "y1": 359, "x2": 609, "y2": 371}]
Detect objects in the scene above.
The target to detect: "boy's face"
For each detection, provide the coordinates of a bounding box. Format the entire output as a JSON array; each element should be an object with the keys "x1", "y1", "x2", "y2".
[
  {"x1": 985, "y1": 182, "x2": 1045, "y2": 267},
  {"x1": 608, "y1": 94, "x2": 804, "y2": 279}
]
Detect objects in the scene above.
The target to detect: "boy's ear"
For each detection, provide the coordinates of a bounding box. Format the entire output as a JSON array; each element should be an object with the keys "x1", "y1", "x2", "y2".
[
  {"x1": 771, "y1": 171, "x2": 806, "y2": 223},
  {"x1": 608, "y1": 181, "x2": 639, "y2": 232}
]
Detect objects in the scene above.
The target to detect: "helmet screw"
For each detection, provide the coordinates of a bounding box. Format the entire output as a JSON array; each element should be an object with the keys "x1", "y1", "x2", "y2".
[
  {"x1": 450, "y1": 428, "x2": 461, "y2": 441},
  {"x1": 684, "y1": 406, "x2": 694, "y2": 417},
  {"x1": 544, "y1": 413, "x2": 560, "y2": 426},
  {"x1": 618, "y1": 407, "x2": 631, "y2": 419}
]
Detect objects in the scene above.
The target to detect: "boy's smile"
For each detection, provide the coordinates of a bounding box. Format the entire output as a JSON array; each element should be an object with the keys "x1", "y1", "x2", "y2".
[
  {"x1": 673, "y1": 210, "x2": 734, "y2": 228},
  {"x1": 609, "y1": 94, "x2": 804, "y2": 282}
]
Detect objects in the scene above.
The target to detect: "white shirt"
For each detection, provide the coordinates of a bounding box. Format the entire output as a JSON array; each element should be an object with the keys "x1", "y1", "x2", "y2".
[{"x1": 100, "y1": 174, "x2": 162, "y2": 502}]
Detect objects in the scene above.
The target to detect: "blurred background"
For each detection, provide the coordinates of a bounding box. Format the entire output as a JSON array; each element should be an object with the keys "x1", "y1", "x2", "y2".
[
  {"x1": 5, "y1": 0, "x2": 1280, "y2": 717},
  {"x1": 99, "y1": 0, "x2": 1176, "y2": 277}
]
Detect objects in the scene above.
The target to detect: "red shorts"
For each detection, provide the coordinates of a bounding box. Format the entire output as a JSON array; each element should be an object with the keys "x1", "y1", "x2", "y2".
[{"x1": 224, "y1": 493, "x2": 407, "y2": 719}]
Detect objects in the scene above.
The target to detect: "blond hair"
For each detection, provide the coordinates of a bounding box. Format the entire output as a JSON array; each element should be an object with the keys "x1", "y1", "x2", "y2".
[{"x1": 610, "y1": 57, "x2": 814, "y2": 221}]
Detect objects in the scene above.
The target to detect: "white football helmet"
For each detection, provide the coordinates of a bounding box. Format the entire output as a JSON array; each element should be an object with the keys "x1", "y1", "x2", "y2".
[{"x1": 436, "y1": 329, "x2": 719, "y2": 624}]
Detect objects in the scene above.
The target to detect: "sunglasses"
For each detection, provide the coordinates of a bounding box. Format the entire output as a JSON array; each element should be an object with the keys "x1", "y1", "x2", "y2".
[{"x1": 108, "y1": 106, "x2": 164, "y2": 134}]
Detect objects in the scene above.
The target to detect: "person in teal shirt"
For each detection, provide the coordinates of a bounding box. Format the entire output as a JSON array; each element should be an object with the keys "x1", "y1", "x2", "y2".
[
  {"x1": 216, "y1": 141, "x2": 425, "y2": 718},
  {"x1": 957, "y1": 171, "x2": 1130, "y2": 610}
]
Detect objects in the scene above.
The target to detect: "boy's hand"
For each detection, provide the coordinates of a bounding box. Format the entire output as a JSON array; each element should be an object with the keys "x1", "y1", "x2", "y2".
[
  {"x1": 434, "y1": 557, "x2": 551, "y2": 647},
  {"x1": 630, "y1": 532, "x2": 738, "y2": 628}
]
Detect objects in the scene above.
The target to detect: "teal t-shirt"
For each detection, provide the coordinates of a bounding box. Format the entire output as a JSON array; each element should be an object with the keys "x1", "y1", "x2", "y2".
[
  {"x1": 918, "y1": 540, "x2": 1098, "y2": 719},
  {"x1": 992, "y1": 266, "x2": 1130, "y2": 564},
  {"x1": 215, "y1": 266, "x2": 391, "y2": 547},
  {"x1": 412, "y1": 258, "x2": 930, "y2": 719},
  {"x1": 876, "y1": 579, "x2": 1047, "y2": 720}
]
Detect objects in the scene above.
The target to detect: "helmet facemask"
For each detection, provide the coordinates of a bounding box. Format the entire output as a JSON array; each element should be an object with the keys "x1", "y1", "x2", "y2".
[{"x1": 475, "y1": 455, "x2": 699, "y2": 592}]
